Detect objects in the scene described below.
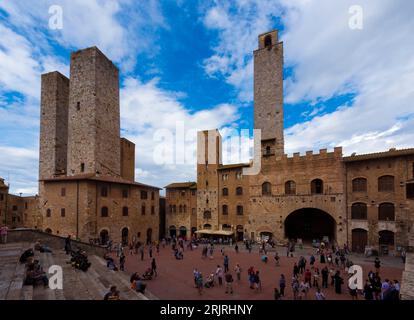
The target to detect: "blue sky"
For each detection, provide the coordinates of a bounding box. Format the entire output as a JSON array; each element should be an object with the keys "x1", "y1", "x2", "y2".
[{"x1": 1, "y1": 0, "x2": 414, "y2": 195}]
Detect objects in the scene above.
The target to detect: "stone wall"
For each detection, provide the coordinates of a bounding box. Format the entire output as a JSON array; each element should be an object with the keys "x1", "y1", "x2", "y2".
[{"x1": 7, "y1": 228, "x2": 106, "y2": 257}]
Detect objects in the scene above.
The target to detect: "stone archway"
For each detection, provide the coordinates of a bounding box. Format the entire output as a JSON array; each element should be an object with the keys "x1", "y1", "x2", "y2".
[
  {"x1": 121, "y1": 227, "x2": 129, "y2": 246},
  {"x1": 284, "y1": 208, "x2": 336, "y2": 243}
]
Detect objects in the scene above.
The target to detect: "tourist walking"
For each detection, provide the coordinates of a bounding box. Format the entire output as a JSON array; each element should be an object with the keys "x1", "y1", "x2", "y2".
[
  {"x1": 216, "y1": 265, "x2": 224, "y2": 286},
  {"x1": 254, "y1": 271, "x2": 262, "y2": 291},
  {"x1": 0, "y1": 225, "x2": 8, "y2": 244},
  {"x1": 151, "y1": 258, "x2": 157, "y2": 277},
  {"x1": 374, "y1": 257, "x2": 381, "y2": 274},
  {"x1": 274, "y1": 251, "x2": 280, "y2": 266},
  {"x1": 64, "y1": 235, "x2": 72, "y2": 254},
  {"x1": 119, "y1": 253, "x2": 126, "y2": 271},
  {"x1": 279, "y1": 274, "x2": 286, "y2": 296},
  {"x1": 363, "y1": 279, "x2": 374, "y2": 300},
  {"x1": 225, "y1": 272, "x2": 234, "y2": 294},
  {"x1": 334, "y1": 271, "x2": 344, "y2": 294},
  {"x1": 140, "y1": 246, "x2": 144, "y2": 261},
  {"x1": 234, "y1": 263, "x2": 242, "y2": 281},
  {"x1": 235, "y1": 244, "x2": 239, "y2": 253},
  {"x1": 321, "y1": 266, "x2": 329, "y2": 288},
  {"x1": 224, "y1": 255, "x2": 229, "y2": 273}
]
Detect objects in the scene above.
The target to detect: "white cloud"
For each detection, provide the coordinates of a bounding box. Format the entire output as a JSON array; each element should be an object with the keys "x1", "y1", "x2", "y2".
[
  {"x1": 0, "y1": 0, "x2": 167, "y2": 72},
  {"x1": 201, "y1": 0, "x2": 414, "y2": 156},
  {"x1": 120, "y1": 77, "x2": 241, "y2": 189},
  {"x1": 201, "y1": 0, "x2": 283, "y2": 101}
]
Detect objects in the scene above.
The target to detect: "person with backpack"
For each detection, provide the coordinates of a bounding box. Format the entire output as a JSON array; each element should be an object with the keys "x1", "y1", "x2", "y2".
[{"x1": 225, "y1": 272, "x2": 234, "y2": 294}]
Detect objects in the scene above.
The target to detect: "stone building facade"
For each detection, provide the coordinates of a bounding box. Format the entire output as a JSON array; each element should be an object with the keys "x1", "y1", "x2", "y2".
[
  {"x1": 165, "y1": 182, "x2": 197, "y2": 239},
  {"x1": 0, "y1": 177, "x2": 40, "y2": 229},
  {"x1": 165, "y1": 30, "x2": 414, "y2": 254},
  {"x1": 38, "y1": 46, "x2": 160, "y2": 244}
]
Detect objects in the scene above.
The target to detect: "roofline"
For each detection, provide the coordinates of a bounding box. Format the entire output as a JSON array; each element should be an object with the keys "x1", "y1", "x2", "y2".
[{"x1": 40, "y1": 175, "x2": 161, "y2": 190}]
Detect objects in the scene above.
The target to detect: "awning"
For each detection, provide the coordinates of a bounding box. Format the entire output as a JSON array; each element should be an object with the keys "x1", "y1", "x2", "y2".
[{"x1": 195, "y1": 229, "x2": 234, "y2": 236}]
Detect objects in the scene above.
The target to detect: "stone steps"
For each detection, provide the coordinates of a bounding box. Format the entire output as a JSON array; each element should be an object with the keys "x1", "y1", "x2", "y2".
[{"x1": 88, "y1": 255, "x2": 147, "y2": 300}]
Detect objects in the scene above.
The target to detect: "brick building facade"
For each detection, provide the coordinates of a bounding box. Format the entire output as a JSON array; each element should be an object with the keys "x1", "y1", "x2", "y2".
[
  {"x1": 38, "y1": 47, "x2": 160, "y2": 244},
  {"x1": 165, "y1": 30, "x2": 414, "y2": 254}
]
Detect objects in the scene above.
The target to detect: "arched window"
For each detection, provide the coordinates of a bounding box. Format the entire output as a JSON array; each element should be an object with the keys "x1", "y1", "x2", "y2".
[
  {"x1": 222, "y1": 188, "x2": 228, "y2": 196},
  {"x1": 378, "y1": 203, "x2": 395, "y2": 221},
  {"x1": 311, "y1": 179, "x2": 323, "y2": 194},
  {"x1": 378, "y1": 175, "x2": 394, "y2": 192},
  {"x1": 101, "y1": 206, "x2": 108, "y2": 217},
  {"x1": 184, "y1": 205, "x2": 187, "y2": 213},
  {"x1": 179, "y1": 205, "x2": 182, "y2": 213},
  {"x1": 237, "y1": 205, "x2": 243, "y2": 215},
  {"x1": 236, "y1": 187, "x2": 243, "y2": 195},
  {"x1": 46, "y1": 209, "x2": 51, "y2": 217},
  {"x1": 352, "y1": 178, "x2": 367, "y2": 192},
  {"x1": 222, "y1": 224, "x2": 232, "y2": 230},
  {"x1": 122, "y1": 206, "x2": 128, "y2": 216},
  {"x1": 265, "y1": 146, "x2": 271, "y2": 155},
  {"x1": 203, "y1": 224, "x2": 212, "y2": 230},
  {"x1": 222, "y1": 205, "x2": 228, "y2": 215},
  {"x1": 169, "y1": 205, "x2": 173, "y2": 214},
  {"x1": 285, "y1": 180, "x2": 296, "y2": 195},
  {"x1": 264, "y1": 34, "x2": 272, "y2": 47},
  {"x1": 173, "y1": 205, "x2": 176, "y2": 213},
  {"x1": 262, "y1": 182, "x2": 271, "y2": 196},
  {"x1": 351, "y1": 203, "x2": 367, "y2": 220},
  {"x1": 101, "y1": 186, "x2": 108, "y2": 197}
]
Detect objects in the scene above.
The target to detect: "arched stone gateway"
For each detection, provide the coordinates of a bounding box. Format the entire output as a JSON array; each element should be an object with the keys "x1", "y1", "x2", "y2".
[
  {"x1": 284, "y1": 208, "x2": 336, "y2": 243},
  {"x1": 169, "y1": 225, "x2": 176, "y2": 238},
  {"x1": 121, "y1": 227, "x2": 129, "y2": 246}
]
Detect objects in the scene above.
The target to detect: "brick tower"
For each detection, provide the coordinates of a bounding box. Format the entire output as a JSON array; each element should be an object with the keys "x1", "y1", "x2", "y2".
[
  {"x1": 253, "y1": 30, "x2": 284, "y2": 159},
  {"x1": 67, "y1": 47, "x2": 121, "y2": 177},
  {"x1": 39, "y1": 71, "x2": 69, "y2": 180}
]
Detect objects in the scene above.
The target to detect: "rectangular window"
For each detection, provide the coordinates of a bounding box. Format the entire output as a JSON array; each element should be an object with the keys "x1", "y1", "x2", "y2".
[
  {"x1": 122, "y1": 189, "x2": 128, "y2": 198},
  {"x1": 151, "y1": 206, "x2": 155, "y2": 215},
  {"x1": 61, "y1": 188, "x2": 66, "y2": 197},
  {"x1": 81, "y1": 163, "x2": 85, "y2": 172},
  {"x1": 0, "y1": 194, "x2": 3, "y2": 201},
  {"x1": 407, "y1": 183, "x2": 414, "y2": 199},
  {"x1": 25, "y1": 202, "x2": 28, "y2": 209},
  {"x1": 141, "y1": 205, "x2": 146, "y2": 215},
  {"x1": 12, "y1": 205, "x2": 18, "y2": 211},
  {"x1": 61, "y1": 208, "x2": 65, "y2": 217},
  {"x1": 76, "y1": 101, "x2": 80, "y2": 110},
  {"x1": 237, "y1": 205, "x2": 243, "y2": 215},
  {"x1": 141, "y1": 191, "x2": 148, "y2": 199},
  {"x1": 151, "y1": 191, "x2": 155, "y2": 200}
]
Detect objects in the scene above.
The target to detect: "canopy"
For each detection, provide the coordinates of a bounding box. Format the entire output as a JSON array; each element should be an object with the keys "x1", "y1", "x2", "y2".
[{"x1": 195, "y1": 229, "x2": 234, "y2": 236}]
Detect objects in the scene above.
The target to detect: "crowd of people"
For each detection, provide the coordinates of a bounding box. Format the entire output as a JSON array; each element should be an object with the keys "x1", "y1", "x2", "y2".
[{"x1": 97, "y1": 235, "x2": 404, "y2": 301}]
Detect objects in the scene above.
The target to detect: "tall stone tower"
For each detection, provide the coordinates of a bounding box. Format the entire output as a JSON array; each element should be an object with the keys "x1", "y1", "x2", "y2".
[
  {"x1": 253, "y1": 30, "x2": 284, "y2": 158},
  {"x1": 196, "y1": 130, "x2": 222, "y2": 231},
  {"x1": 39, "y1": 71, "x2": 69, "y2": 179},
  {"x1": 67, "y1": 47, "x2": 121, "y2": 177}
]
